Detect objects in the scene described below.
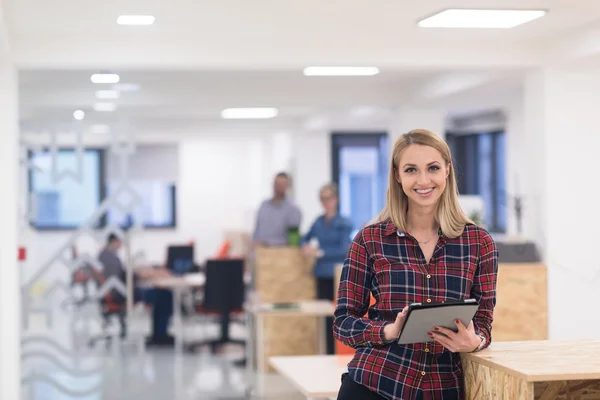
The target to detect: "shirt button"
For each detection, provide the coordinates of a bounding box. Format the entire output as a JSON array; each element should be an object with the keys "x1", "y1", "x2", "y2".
[
  {"x1": 426, "y1": 299, "x2": 432, "y2": 303},
  {"x1": 421, "y1": 371, "x2": 426, "y2": 376},
  {"x1": 426, "y1": 274, "x2": 431, "y2": 279},
  {"x1": 425, "y1": 348, "x2": 430, "y2": 353}
]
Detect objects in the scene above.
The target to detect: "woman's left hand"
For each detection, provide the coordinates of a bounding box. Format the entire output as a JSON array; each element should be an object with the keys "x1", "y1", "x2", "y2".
[{"x1": 428, "y1": 320, "x2": 481, "y2": 353}]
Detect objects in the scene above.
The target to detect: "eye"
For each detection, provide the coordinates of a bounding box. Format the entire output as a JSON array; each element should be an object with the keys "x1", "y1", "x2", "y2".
[
  {"x1": 404, "y1": 167, "x2": 416, "y2": 173},
  {"x1": 429, "y1": 165, "x2": 440, "y2": 171}
]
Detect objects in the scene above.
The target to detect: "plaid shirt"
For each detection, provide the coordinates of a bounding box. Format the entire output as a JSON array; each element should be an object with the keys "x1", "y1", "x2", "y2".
[{"x1": 333, "y1": 219, "x2": 498, "y2": 400}]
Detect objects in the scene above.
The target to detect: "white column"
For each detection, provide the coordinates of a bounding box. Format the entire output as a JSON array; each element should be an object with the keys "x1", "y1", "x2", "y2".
[
  {"x1": 389, "y1": 107, "x2": 446, "y2": 146},
  {"x1": 504, "y1": 101, "x2": 525, "y2": 239},
  {"x1": 293, "y1": 129, "x2": 331, "y2": 232},
  {"x1": 0, "y1": 61, "x2": 21, "y2": 398},
  {"x1": 523, "y1": 68, "x2": 600, "y2": 340}
]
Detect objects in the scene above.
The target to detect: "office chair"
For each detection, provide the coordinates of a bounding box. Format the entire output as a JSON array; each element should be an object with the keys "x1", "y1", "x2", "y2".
[
  {"x1": 87, "y1": 271, "x2": 127, "y2": 347},
  {"x1": 187, "y1": 259, "x2": 246, "y2": 353}
]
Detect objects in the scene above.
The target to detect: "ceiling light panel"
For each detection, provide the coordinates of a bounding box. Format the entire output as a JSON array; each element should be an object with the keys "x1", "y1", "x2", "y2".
[
  {"x1": 417, "y1": 9, "x2": 547, "y2": 29},
  {"x1": 221, "y1": 108, "x2": 278, "y2": 119},
  {"x1": 303, "y1": 66, "x2": 380, "y2": 76},
  {"x1": 93, "y1": 102, "x2": 117, "y2": 112},
  {"x1": 95, "y1": 90, "x2": 120, "y2": 99},
  {"x1": 91, "y1": 73, "x2": 120, "y2": 84}
]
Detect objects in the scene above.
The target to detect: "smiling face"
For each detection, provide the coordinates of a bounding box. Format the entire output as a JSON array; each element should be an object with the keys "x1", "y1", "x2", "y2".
[{"x1": 396, "y1": 144, "x2": 450, "y2": 211}]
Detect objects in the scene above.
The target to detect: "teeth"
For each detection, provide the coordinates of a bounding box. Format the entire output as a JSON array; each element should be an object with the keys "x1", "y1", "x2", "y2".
[{"x1": 416, "y1": 188, "x2": 433, "y2": 194}]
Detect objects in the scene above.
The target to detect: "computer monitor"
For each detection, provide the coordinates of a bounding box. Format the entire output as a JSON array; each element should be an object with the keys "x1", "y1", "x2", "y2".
[{"x1": 166, "y1": 245, "x2": 194, "y2": 275}]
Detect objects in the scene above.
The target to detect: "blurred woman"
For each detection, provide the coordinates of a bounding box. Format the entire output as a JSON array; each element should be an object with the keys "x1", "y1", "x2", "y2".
[{"x1": 301, "y1": 183, "x2": 352, "y2": 354}]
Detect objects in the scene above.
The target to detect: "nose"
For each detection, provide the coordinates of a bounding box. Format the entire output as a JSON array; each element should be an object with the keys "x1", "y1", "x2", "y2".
[{"x1": 417, "y1": 171, "x2": 430, "y2": 186}]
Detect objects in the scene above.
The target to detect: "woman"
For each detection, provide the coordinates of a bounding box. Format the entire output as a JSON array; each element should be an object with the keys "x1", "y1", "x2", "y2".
[
  {"x1": 333, "y1": 129, "x2": 498, "y2": 400},
  {"x1": 302, "y1": 183, "x2": 353, "y2": 354}
]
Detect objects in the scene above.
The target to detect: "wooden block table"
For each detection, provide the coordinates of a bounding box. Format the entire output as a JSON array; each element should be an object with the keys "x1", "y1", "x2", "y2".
[
  {"x1": 246, "y1": 300, "x2": 335, "y2": 374},
  {"x1": 462, "y1": 340, "x2": 600, "y2": 399},
  {"x1": 269, "y1": 355, "x2": 352, "y2": 400}
]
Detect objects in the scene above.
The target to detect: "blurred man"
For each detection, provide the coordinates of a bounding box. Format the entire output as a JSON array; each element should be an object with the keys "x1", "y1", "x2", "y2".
[
  {"x1": 253, "y1": 172, "x2": 302, "y2": 247},
  {"x1": 98, "y1": 234, "x2": 174, "y2": 345}
]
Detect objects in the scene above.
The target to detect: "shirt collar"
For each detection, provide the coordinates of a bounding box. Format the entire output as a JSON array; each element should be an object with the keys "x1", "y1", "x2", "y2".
[
  {"x1": 382, "y1": 218, "x2": 445, "y2": 240},
  {"x1": 382, "y1": 219, "x2": 399, "y2": 236}
]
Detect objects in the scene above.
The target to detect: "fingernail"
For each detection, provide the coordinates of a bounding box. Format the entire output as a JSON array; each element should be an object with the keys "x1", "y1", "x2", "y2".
[
  {"x1": 455, "y1": 319, "x2": 460, "y2": 324},
  {"x1": 434, "y1": 327, "x2": 439, "y2": 331}
]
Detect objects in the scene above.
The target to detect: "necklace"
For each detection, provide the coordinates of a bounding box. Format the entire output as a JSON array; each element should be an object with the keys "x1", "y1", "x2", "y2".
[{"x1": 409, "y1": 229, "x2": 439, "y2": 244}]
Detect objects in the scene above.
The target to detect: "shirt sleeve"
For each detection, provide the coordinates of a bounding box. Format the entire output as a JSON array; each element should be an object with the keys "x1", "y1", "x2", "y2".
[
  {"x1": 333, "y1": 230, "x2": 390, "y2": 348},
  {"x1": 470, "y1": 229, "x2": 499, "y2": 350}
]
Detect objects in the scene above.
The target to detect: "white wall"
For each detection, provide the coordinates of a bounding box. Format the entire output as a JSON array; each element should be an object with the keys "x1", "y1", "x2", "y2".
[
  {"x1": 20, "y1": 127, "x2": 335, "y2": 284},
  {"x1": 529, "y1": 69, "x2": 600, "y2": 340}
]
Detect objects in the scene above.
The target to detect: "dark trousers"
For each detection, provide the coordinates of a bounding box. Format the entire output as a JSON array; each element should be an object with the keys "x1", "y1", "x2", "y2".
[
  {"x1": 135, "y1": 288, "x2": 173, "y2": 337},
  {"x1": 337, "y1": 374, "x2": 386, "y2": 400},
  {"x1": 337, "y1": 374, "x2": 460, "y2": 400},
  {"x1": 316, "y1": 277, "x2": 335, "y2": 355}
]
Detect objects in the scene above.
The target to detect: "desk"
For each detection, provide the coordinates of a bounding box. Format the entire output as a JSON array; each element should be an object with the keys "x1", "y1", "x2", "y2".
[
  {"x1": 247, "y1": 300, "x2": 334, "y2": 374},
  {"x1": 246, "y1": 300, "x2": 335, "y2": 397},
  {"x1": 149, "y1": 273, "x2": 205, "y2": 353},
  {"x1": 269, "y1": 355, "x2": 351, "y2": 400},
  {"x1": 462, "y1": 340, "x2": 600, "y2": 399}
]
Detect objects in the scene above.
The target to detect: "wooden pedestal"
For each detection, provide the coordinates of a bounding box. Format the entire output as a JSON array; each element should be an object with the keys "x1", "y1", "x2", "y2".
[
  {"x1": 494, "y1": 263, "x2": 548, "y2": 341},
  {"x1": 463, "y1": 340, "x2": 600, "y2": 399}
]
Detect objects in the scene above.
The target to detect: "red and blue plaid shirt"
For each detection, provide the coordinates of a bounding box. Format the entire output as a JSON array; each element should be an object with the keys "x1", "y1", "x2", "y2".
[{"x1": 333, "y1": 219, "x2": 498, "y2": 400}]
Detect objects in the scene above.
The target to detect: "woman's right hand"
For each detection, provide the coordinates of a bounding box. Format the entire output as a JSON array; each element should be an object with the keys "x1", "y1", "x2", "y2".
[
  {"x1": 301, "y1": 244, "x2": 317, "y2": 258},
  {"x1": 383, "y1": 306, "x2": 409, "y2": 341}
]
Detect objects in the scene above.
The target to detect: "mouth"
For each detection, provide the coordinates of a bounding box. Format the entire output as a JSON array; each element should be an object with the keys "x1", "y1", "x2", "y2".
[{"x1": 413, "y1": 187, "x2": 435, "y2": 198}]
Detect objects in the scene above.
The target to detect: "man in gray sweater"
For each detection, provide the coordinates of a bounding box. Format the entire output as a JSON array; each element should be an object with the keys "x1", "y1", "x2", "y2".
[{"x1": 252, "y1": 172, "x2": 302, "y2": 247}]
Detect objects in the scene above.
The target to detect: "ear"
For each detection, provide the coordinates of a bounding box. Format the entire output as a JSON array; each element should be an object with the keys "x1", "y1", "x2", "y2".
[{"x1": 446, "y1": 162, "x2": 451, "y2": 179}]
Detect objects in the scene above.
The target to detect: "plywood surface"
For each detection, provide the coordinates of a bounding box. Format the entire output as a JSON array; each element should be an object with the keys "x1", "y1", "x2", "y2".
[
  {"x1": 262, "y1": 316, "x2": 319, "y2": 372},
  {"x1": 463, "y1": 340, "x2": 600, "y2": 382},
  {"x1": 463, "y1": 356, "x2": 534, "y2": 400},
  {"x1": 534, "y1": 380, "x2": 600, "y2": 399},
  {"x1": 493, "y1": 263, "x2": 548, "y2": 341},
  {"x1": 269, "y1": 355, "x2": 352, "y2": 398},
  {"x1": 255, "y1": 247, "x2": 315, "y2": 303},
  {"x1": 249, "y1": 300, "x2": 334, "y2": 317}
]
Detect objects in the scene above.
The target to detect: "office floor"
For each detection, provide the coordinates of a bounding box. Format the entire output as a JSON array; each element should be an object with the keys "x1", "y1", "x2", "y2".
[{"x1": 21, "y1": 303, "x2": 306, "y2": 400}]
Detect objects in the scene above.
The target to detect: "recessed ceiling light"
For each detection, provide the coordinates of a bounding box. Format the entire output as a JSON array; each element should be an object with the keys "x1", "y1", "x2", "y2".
[
  {"x1": 221, "y1": 108, "x2": 278, "y2": 119},
  {"x1": 73, "y1": 110, "x2": 85, "y2": 120},
  {"x1": 95, "y1": 90, "x2": 120, "y2": 99},
  {"x1": 417, "y1": 9, "x2": 547, "y2": 29},
  {"x1": 93, "y1": 102, "x2": 117, "y2": 112},
  {"x1": 117, "y1": 15, "x2": 155, "y2": 26},
  {"x1": 303, "y1": 66, "x2": 380, "y2": 76},
  {"x1": 91, "y1": 73, "x2": 120, "y2": 84},
  {"x1": 90, "y1": 124, "x2": 110, "y2": 134},
  {"x1": 112, "y1": 83, "x2": 140, "y2": 92}
]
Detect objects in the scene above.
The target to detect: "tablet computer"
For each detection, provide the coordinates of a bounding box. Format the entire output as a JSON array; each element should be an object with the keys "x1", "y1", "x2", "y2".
[{"x1": 397, "y1": 299, "x2": 479, "y2": 345}]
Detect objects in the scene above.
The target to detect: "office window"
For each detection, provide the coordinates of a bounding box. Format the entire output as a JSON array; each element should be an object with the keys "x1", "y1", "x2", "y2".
[
  {"x1": 105, "y1": 181, "x2": 176, "y2": 228},
  {"x1": 446, "y1": 131, "x2": 506, "y2": 232},
  {"x1": 28, "y1": 145, "x2": 178, "y2": 230},
  {"x1": 331, "y1": 133, "x2": 388, "y2": 236},
  {"x1": 104, "y1": 144, "x2": 179, "y2": 229},
  {"x1": 29, "y1": 149, "x2": 104, "y2": 229}
]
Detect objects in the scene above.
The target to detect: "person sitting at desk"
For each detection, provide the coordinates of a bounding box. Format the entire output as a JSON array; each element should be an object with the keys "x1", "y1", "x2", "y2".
[
  {"x1": 252, "y1": 172, "x2": 302, "y2": 247},
  {"x1": 98, "y1": 233, "x2": 174, "y2": 345},
  {"x1": 301, "y1": 182, "x2": 352, "y2": 355}
]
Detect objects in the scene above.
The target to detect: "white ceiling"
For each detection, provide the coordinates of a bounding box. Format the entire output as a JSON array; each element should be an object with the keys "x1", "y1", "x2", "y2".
[{"x1": 6, "y1": 0, "x2": 600, "y2": 134}]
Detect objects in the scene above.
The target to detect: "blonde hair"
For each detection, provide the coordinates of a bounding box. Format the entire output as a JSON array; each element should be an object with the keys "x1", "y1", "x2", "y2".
[
  {"x1": 375, "y1": 129, "x2": 472, "y2": 238},
  {"x1": 319, "y1": 182, "x2": 339, "y2": 198}
]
